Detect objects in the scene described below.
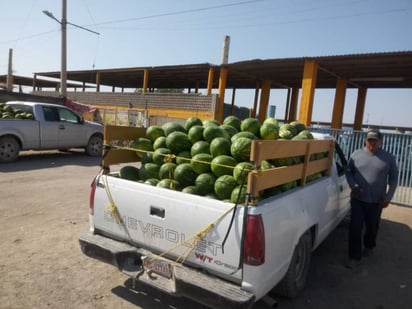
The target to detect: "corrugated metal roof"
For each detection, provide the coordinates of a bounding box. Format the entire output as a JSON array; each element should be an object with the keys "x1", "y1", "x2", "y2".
[{"x1": 33, "y1": 50, "x2": 412, "y2": 90}]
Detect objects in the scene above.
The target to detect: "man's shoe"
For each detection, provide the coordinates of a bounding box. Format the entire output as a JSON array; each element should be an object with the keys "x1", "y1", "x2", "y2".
[
  {"x1": 345, "y1": 258, "x2": 362, "y2": 269},
  {"x1": 363, "y1": 248, "x2": 374, "y2": 257}
]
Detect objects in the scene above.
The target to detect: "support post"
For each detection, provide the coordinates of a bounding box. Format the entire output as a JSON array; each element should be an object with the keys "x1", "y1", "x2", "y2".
[
  {"x1": 331, "y1": 78, "x2": 347, "y2": 129},
  {"x1": 354, "y1": 87, "x2": 367, "y2": 130},
  {"x1": 217, "y1": 66, "x2": 228, "y2": 122},
  {"x1": 258, "y1": 80, "x2": 271, "y2": 123},
  {"x1": 298, "y1": 60, "x2": 318, "y2": 126}
]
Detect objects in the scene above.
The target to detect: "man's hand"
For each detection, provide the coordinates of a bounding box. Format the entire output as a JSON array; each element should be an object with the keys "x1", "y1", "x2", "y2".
[
  {"x1": 380, "y1": 199, "x2": 390, "y2": 208},
  {"x1": 351, "y1": 186, "x2": 362, "y2": 198}
]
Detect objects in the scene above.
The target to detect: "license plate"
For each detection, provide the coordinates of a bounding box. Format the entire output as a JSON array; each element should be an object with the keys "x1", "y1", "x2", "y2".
[{"x1": 142, "y1": 256, "x2": 173, "y2": 279}]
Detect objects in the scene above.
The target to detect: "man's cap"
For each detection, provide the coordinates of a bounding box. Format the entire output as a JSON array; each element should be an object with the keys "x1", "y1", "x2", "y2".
[{"x1": 366, "y1": 129, "x2": 382, "y2": 140}]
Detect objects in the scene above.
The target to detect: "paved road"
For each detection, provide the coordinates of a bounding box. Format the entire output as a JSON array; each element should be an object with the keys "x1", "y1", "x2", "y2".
[{"x1": 1, "y1": 150, "x2": 411, "y2": 309}]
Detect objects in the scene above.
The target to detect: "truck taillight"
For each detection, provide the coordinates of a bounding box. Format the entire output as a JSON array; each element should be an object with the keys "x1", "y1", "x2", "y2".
[
  {"x1": 244, "y1": 214, "x2": 265, "y2": 266},
  {"x1": 89, "y1": 177, "x2": 97, "y2": 215}
]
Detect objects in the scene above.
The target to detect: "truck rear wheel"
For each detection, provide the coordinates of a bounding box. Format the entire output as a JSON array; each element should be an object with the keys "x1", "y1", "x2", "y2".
[
  {"x1": 0, "y1": 136, "x2": 20, "y2": 163},
  {"x1": 273, "y1": 231, "x2": 312, "y2": 298},
  {"x1": 85, "y1": 134, "x2": 103, "y2": 157}
]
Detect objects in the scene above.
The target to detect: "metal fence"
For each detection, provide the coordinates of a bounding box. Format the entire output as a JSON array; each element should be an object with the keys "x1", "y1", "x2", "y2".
[{"x1": 310, "y1": 127, "x2": 412, "y2": 206}]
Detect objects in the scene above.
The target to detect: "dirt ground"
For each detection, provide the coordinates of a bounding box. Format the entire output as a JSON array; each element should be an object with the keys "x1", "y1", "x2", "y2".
[{"x1": 1, "y1": 151, "x2": 411, "y2": 309}]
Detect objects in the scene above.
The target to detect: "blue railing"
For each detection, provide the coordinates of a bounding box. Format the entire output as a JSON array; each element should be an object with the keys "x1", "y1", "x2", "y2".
[{"x1": 309, "y1": 127, "x2": 412, "y2": 206}]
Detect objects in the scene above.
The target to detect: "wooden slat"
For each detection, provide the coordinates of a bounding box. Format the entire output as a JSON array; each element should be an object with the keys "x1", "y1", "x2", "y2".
[
  {"x1": 247, "y1": 139, "x2": 335, "y2": 198},
  {"x1": 102, "y1": 125, "x2": 146, "y2": 169},
  {"x1": 104, "y1": 125, "x2": 146, "y2": 143},
  {"x1": 247, "y1": 165, "x2": 303, "y2": 196},
  {"x1": 250, "y1": 139, "x2": 333, "y2": 163},
  {"x1": 102, "y1": 149, "x2": 140, "y2": 167}
]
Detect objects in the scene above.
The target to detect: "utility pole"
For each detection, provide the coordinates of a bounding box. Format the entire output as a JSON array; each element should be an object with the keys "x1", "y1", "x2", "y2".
[
  {"x1": 61, "y1": 0, "x2": 67, "y2": 97},
  {"x1": 7, "y1": 48, "x2": 13, "y2": 91},
  {"x1": 43, "y1": 0, "x2": 99, "y2": 98}
]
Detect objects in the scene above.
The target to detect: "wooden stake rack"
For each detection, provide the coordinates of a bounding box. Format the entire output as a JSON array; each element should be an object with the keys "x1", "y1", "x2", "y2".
[{"x1": 247, "y1": 139, "x2": 335, "y2": 199}]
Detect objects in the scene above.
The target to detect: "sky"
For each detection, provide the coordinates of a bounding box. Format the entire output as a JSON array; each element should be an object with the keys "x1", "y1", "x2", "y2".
[{"x1": 0, "y1": 0, "x2": 411, "y2": 127}]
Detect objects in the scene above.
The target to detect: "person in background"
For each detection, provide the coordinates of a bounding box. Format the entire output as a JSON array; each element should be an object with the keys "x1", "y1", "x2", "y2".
[{"x1": 345, "y1": 129, "x2": 398, "y2": 268}]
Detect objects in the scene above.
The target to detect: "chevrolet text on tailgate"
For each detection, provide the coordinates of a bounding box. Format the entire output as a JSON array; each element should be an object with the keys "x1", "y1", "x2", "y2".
[{"x1": 79, "y1": 124, "x2": 350, "y2": 308}]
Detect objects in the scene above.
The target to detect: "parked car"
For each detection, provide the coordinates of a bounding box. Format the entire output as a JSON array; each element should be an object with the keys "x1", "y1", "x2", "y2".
[{"x1": 0, "y1": 101, "x2": 103, "y2": 163}]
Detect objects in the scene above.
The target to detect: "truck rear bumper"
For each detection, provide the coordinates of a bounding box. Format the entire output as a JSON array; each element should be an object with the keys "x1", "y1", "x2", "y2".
[{"x1": 79, "y1": 232, "x2": 255, "y2": 309}]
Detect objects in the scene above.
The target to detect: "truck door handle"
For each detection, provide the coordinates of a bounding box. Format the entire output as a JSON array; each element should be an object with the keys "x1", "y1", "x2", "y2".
[
  {"x1": 150, "y1": 206, "x2": 165, "y2": 218},
  {"x1": 340, "y1": 185, "x2": 344, "y2": 192},
  {"x1": 59, "y1": 124, "x2": 65, "y2": 130}
]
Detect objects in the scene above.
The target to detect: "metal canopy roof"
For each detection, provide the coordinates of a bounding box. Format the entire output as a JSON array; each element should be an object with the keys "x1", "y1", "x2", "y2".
[
  {"x1": 34, "y1": 51, "x2": 412, "y2": 90},
  {"x1": 0, "y1": 74, "x2": 93, "y2": 89}
]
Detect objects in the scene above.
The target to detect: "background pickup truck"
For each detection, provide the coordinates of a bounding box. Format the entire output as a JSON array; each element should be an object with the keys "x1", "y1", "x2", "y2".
[
  {"x1": 80, "y1": 125, "x2": 350, "y2": 308},
  {"x1": 0, "y1": 101, "x2": 103, "y2": 163}
]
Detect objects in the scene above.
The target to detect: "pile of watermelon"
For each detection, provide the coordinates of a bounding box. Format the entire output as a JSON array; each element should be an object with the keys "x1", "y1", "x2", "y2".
[
  {"x1": 0, "y1": 103, "x2": 34, "y2": 120},
  {"x1": 119, "y1": 115, "x2": 317, "y2": 204}
]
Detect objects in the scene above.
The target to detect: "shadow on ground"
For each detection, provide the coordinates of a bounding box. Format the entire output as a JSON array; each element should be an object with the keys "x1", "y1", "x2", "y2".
[{"x1": 0, "y1": 149, "x2": 101, "y2": 172}]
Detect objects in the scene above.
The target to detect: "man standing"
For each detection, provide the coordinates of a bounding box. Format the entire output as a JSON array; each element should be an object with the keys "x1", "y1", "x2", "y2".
[{"x1": 345, "y1": 129, "x2": 398, "y2": 268}]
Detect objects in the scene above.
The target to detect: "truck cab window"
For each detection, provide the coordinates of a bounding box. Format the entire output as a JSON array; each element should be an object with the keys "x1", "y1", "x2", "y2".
[
  {"x1": 42, "y1": 106, "x2": 60, "y2": 122},
  {"x1": 58, "y1": 108, "x2": 80, "y2": 124}
]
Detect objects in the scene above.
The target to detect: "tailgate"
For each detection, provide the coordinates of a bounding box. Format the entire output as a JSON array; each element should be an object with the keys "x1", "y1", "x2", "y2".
[{"x1": 92, "y1": 174, "x2": 245, "y2": 281}]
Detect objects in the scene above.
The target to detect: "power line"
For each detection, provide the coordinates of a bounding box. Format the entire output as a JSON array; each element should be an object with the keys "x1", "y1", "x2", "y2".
[{"x1": 83, "y1": 0, "x2": 264, "y2": 27}]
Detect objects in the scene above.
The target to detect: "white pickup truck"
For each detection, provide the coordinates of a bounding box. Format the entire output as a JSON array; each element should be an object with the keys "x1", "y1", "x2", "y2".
[
  {"x1": 0, "y1": 101, "x2": 103, "y2": 163},
  {"x1": 79, "y1": 125, "x2": 350, "y2": 308}
]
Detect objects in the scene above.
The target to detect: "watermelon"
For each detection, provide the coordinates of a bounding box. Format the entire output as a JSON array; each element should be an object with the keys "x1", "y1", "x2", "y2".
[
  {"x1": 188, "y1": 125, "x2": 205, "y2": 143},
  {"x1": 182, "y1": 186, "x2": 199, "y2": 195},
  {"x1": 140, "y1": 152, "x2": 153, "y2": 164},
  {"x1": 210, "y1": 137, "x2": 231, "y2": 157},
  {"x1": 119, "y1": 166, "x2": 140, "y2": 181},
  {"x1": 279, "y1": 124, "x2": 297, "y2": 139},
  {"x1": 166, "y1": 131, "x2": 192, "y2": 154},
  {"x1": 174, "y1": 163, "x2": 198, "y2": 187},
  {"x1": 233, "y1": 162, "x2": 254, "y2": 185},
  {"x1": 162, "y1": 122, "x2": 186, "y2": 136},
  {"x1": 240, "y1": 117, "x2": 261, "y2": 136},
  {"x1": 152, "y1": 148, "x2": 172, "y2": 165},
  {"x1": 146, "y1": 125, "x2": 165, "y2": 142},
  {"x1": 131, "y1": 137, "x2": 153, "y2": 158},
  {"x1": 176, "y1": 151, "x2": 191, "y2": 165},
  {"x1": 220, "y1": 124, "x2": 238, "y2": 137},
  {"x1": 278, "y1": 180, "x2": 298, "y2": 192},
  {"x1": 184, "y1": 117, "x2": 203, "y2": 131},
  {"x1": 203, "y1": 119, "x2": 220, "y2": 127},
  {"x1": 159, "y1": 162, "x2": 177, "y2": 180},
  {"x1": 230, "y1": 137, "x2": 252, "y2": 162},
  {"x1": 231, "y1": 185, "x2": 248, "y2": 204},
  {"x1": 191, "y1": 140, "x2": 210, "y2": 157},
  {"x1": 205, "y1": 193, "x2": 218, "y2": 199},
  {"x1": 195, "y1": 173, "x2": 217, "y2": 195},
  {"x1": 157, "y1": 179, "x2": 180, "y2": 191},
  {"x1": 260, "y1": 123, "x2": 279, "y2": 140},
  {"x1": 293, "y1": 130, "x2": 314, "y2": 140},
  {"x1": 138, "y1": 163, "x2": 160, "y2": 181},
  {"x1": 231, "y1": 131, "x2": 257, "y2": 142},
  {"x1": 211, "y1": 155, "x2": 237, "y2": 177},
  {"x1": 270, "y1": 157, "x2": 294, "y2": 167},
  {"x1": 263, "y1": 117, "x2": 279, "y2": 127},
  {"x1": 223, "y1": 115, "x2": 241, "y2": 131},
  {"x1": 289, "y1": 121, "x2": 306, "y2": 134},
  {"x1": 191, "y1": 153, "x2": 213, "y2": 174},
  {"x1": 203, "y1": 126, "x2": 230, "y2": 143},
  {"x1": 153, "y1": 136, "x2": 167, "y2": 150},
  {"x1": 262, "y1": 187, "x2": 282, "y2": 199},
  {"x1": 144, "y1": 178, "x2": 159, "y2": 186},
  {"x1": 214, "y1": 175, "x2": 238, "y2": 200}
]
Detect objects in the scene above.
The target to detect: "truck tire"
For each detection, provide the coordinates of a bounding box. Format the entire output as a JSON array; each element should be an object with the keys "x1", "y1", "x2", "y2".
[
  {"x1": 85, "y1": 134, "x2": 103, "y2": 157},
  {"x1": 273, "y1": 231, "x2": 312, "y2": 298},
  {"x1": 0, "y1": 136, "x2": 20, "y2": 163}
]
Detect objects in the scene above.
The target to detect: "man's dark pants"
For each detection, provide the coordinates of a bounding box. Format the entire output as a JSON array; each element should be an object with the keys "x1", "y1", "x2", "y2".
[{"x1": 348, "y1": 198, "x2": 383, "y2": 260}]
